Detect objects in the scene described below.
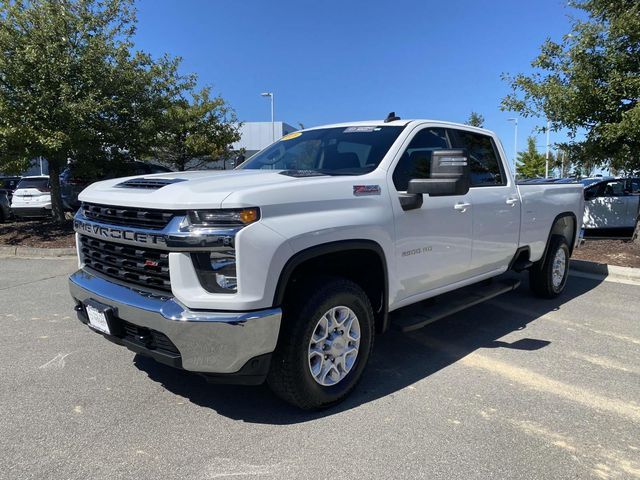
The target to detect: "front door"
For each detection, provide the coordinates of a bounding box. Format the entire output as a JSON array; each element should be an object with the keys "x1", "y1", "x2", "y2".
[{"x1": 390, "y1": 126, "x2": 472, "y2": 301}]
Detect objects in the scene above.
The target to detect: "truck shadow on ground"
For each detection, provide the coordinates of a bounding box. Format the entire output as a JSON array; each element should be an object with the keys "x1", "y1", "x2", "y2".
[{"x1": 133, "y1": 272, "x2": 603, "y2": 424}]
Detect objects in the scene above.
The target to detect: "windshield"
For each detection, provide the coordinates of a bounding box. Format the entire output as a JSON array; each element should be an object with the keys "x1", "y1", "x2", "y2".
[{"x1": 238, "y1": 126, "x2": 405, "y2": 175}]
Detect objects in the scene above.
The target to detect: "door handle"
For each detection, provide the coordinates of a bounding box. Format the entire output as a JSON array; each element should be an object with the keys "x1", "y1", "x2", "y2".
[
  {"x1": 506, "y1": 198, "x2": 519, "y2": 206},
  {"x1": 454, "y1": 202, "x2": 471, "y2": 212}
]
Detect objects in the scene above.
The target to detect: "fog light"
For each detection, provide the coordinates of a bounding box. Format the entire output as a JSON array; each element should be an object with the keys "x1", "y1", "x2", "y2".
[
  {"x1": 210, "y1": 254, "x2": 237, "y2": 292},
  {"x1": 216, "y1": 273, "x2": 237, "y2": 291},
  {"x1": 191, "y1": 251, "x2": 237, "y2": 294}
]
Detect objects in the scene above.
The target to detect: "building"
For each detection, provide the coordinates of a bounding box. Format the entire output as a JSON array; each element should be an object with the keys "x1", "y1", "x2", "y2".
[{"x1": 232, "y1": 121, "x2": 298, "y2": 159}]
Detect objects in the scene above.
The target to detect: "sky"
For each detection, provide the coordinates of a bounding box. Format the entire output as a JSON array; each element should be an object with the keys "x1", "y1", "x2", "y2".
[{"x1": 134, "y1": 0, "x2": 584, "y2": 167}]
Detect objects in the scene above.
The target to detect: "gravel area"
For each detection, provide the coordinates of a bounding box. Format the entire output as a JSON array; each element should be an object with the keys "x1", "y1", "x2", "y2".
[
  {"x1": 0, "y1": 218, "x2": 75, "y2": 248},
  {"x1": 573, "y1": 239, "x2": 640, "y2": 268}
]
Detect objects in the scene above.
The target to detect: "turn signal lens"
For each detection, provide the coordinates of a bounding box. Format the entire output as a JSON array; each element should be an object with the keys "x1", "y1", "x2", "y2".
[
  {"x1": 187, "y1": 208, "x2": 260, "y2": 228},
  {"x1": 239, "y1": 208, "x2": 259, "y2": 224}
]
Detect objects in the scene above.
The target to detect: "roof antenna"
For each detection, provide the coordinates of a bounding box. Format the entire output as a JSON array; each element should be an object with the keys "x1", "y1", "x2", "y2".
[{"x1": 384, "y1": 112, "x2": 400, "y2": 123}]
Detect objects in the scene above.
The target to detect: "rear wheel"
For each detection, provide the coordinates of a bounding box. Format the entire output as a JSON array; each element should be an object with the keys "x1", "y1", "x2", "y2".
[
  {"x1": 529, "y1": 235, "x2": 570, "y2": 298},
  {"x1": 267, "y1": 277, "x2": 374, "y2": 410}
]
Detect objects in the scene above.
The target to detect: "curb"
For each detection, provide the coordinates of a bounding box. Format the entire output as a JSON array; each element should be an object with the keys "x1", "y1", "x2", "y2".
[
  {"x1": 0, "y1": 245, "x2": 76, "y2": 258},
  {"x1": 570, "y1": 259, "x2": 640, "y2": 282}
]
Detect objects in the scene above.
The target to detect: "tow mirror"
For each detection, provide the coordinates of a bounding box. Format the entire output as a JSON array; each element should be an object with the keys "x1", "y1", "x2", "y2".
[{"x1": 400, "y1": 150, "x2": 470, "y2": 211}]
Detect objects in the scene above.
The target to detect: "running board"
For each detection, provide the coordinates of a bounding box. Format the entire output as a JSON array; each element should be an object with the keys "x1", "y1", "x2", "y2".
[{"x1": 391, "y1": 278, "x2": 521, "y2": 333}]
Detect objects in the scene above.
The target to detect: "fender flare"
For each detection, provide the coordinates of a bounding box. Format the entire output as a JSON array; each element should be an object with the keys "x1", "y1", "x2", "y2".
[
  {"x1": 272, "y1": 239, "x2": 390, "y2": 332},
  {"x1": 542, "y1": 212, "x2": 578, "y2": 261}
]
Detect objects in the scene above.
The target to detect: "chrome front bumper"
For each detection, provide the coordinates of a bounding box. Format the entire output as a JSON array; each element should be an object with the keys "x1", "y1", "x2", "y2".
[{"x1": 68, "y1": 269, "x2": 282, "y2": 374}]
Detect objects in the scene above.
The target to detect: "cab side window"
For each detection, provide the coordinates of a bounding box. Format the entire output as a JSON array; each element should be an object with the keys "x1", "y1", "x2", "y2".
[
  {"x1": 449, "y1": 129, "x2": 505, "y2": 187},
  {"x1": 392, "y1": 128, "x2": 449, "y2": 191},
  {"x1": 602, "y1": 180, "x2": 627, "y2": 197}
]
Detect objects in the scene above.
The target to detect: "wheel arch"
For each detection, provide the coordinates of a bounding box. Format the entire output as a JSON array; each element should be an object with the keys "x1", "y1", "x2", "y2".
[
  {"x1": 544, "y1": 212, "x2": 578, "y2": 259},
  {"x1": 273, "y1": 240, "x2": 390, "y2": 333}
]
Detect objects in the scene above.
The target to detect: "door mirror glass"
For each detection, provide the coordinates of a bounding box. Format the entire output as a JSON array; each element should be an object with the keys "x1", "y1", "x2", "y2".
[{"x1": 407, "y1": 150, "x2": 470, "y2": 197}]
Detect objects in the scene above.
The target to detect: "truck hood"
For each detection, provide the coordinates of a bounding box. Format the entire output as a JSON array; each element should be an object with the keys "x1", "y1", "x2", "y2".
[{"x1": 78, "y1": 170, "x2": 302, "y2": 209}]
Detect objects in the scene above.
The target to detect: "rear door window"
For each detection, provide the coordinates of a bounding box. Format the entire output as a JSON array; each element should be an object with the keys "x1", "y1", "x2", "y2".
[{"x1": 449, "y1": 130, "x2": 505, "y2": 187}]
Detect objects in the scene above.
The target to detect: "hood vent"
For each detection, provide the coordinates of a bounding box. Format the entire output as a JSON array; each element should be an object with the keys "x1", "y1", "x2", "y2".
[{"x1": 116, "y1": 178, "x2": 186, "y2": 190}]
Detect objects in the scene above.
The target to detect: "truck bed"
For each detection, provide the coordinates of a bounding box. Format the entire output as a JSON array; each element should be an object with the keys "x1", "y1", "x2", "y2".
[{"x1": 518, "y1": 183, "x2": 585, "y2": 262}]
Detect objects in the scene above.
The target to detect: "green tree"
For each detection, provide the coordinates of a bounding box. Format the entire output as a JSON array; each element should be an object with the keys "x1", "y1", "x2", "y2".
[
  {"x1": 150, "y1": 87, "x2": 241, "y2": 171},
  {"x1": 465, "y1": 112, "x2": 485, "y2": 128},
  {"x1": 501, "y1": 0, "x2": 640, "y2": 175},
  {"x1": 517, "y1": 137, "x2": 548, "y2": 178},
  {"x1": 0, "y1": 0, "x2": 189, "y2": 222}
]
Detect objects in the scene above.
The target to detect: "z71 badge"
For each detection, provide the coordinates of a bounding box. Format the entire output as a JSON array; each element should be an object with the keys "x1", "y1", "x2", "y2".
[{"x1": 353, "y1": 185, "x2": 381, "y2": 196}]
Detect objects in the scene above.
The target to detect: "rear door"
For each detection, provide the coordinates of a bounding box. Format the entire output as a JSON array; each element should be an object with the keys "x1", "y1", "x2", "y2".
[
  {"x1": 583, "y1": 179, "x2": 640, "y2": 239},
  {"x1": 448, "y1": 129, "x2": 520, "y2": 274}
]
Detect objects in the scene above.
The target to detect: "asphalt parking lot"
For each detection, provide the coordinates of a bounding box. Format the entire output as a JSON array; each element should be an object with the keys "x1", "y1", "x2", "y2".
[{"x1": 1, "y1": 257, "x2": 639, "y2": 480}]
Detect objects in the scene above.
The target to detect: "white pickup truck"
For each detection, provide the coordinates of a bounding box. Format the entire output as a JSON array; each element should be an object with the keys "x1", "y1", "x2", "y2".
[{"x1": 69, "y1": 116, "x2": 584, "y2": 409}]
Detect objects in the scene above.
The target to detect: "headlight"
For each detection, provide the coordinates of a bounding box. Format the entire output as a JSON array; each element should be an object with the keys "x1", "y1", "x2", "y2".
[{"x1": 187, "y1": 208, "x2": 260, "y2": 228}]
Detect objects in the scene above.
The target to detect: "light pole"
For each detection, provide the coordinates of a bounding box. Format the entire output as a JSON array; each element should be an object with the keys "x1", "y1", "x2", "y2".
[
  {"x1": 545, "y1": 120, "x2": 551, "y2": 178},
  {"x1": 507, "y1": 118, "x2": 518, "y2": 178},
  {"x1": 261, "y1": 92, "x2": 275, "y2": 142}
]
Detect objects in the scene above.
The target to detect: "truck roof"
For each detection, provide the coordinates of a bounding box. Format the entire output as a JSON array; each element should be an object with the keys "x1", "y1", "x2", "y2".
[{"x1": 304, "y1": 119, "x2": 494, "y2": 135}]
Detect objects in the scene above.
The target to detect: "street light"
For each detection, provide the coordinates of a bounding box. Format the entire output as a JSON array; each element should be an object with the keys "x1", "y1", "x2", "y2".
[
  {"x1": 507, "y1": 117, "x2": 518, "y2": 178},
  {"x1": 261, "y1": 92, "x2": 275, "y2": 142},
  {"x1": 545, "y1": 120, "x2": 551, "y2": 178}
]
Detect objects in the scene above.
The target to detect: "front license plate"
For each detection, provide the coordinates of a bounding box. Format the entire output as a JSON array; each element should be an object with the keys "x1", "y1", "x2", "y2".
[{"x1": 86, "y1": 304, "x2": 111, "y2": 335}]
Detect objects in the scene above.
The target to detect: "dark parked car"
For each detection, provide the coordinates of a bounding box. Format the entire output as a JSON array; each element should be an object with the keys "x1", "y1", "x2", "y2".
[
  {"x1": 0, "y1": 189, "x2": 11, "y2": 222},
  {"x1": 0, "y1": 176, "x2": 22, "y2": 202},
  {"x1": 60, "y1": 161, "x2": 173, "y2": 210}
]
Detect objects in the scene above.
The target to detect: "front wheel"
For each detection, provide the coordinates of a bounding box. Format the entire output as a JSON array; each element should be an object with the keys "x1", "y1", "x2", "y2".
[
  {"x1": 529, "y1": 235, "x2": 570, "y2": 298},
  {"x1": 267, "y1": 277, "x2": 374, "y2": 410}
]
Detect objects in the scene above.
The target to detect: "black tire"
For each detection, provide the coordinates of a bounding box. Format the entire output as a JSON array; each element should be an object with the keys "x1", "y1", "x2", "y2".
[
  {"x1": 267, "y1": 277, "x2": 374, "y2": 410},
  {"x1": 529, "y1": 234, "x2": 570, "y2": 298}
]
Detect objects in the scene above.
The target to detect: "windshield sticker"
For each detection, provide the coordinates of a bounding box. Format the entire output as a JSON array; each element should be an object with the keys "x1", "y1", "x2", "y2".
[
  {"x1": 343, "y1": 126, "x2": 378, "y2": 133},
  {"x1": 353, "y1": 185, "x2": 381, "y2": 196},
  {"x1": 281, "y1": 132, "x2": 302, "y2": 141}
]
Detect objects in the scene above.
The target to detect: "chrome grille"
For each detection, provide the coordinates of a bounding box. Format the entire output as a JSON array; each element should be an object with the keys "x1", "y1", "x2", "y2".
[
  {"x1": 79, "y1": 235, "x2": 171, "y2": 292},
  {"x1": 81, "y1": 202, "x2": 181, "y2": 230}
]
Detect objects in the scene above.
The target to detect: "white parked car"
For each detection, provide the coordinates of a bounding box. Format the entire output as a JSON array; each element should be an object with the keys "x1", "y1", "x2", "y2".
[
  {"x1": 583, "y1": 177, "x2": 640, "y2": 239},
  {"x1": 68, "y1": 116, "x2": 584, "y2": 409},
  {"x1": 11, "y1": 176, "x2": 52, "y2": 218}
]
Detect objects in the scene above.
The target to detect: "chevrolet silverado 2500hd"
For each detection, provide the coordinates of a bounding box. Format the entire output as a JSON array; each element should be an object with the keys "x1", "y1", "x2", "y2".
[{"x1": 69, "y1": 117, "x2": 584, "y2": 409}]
